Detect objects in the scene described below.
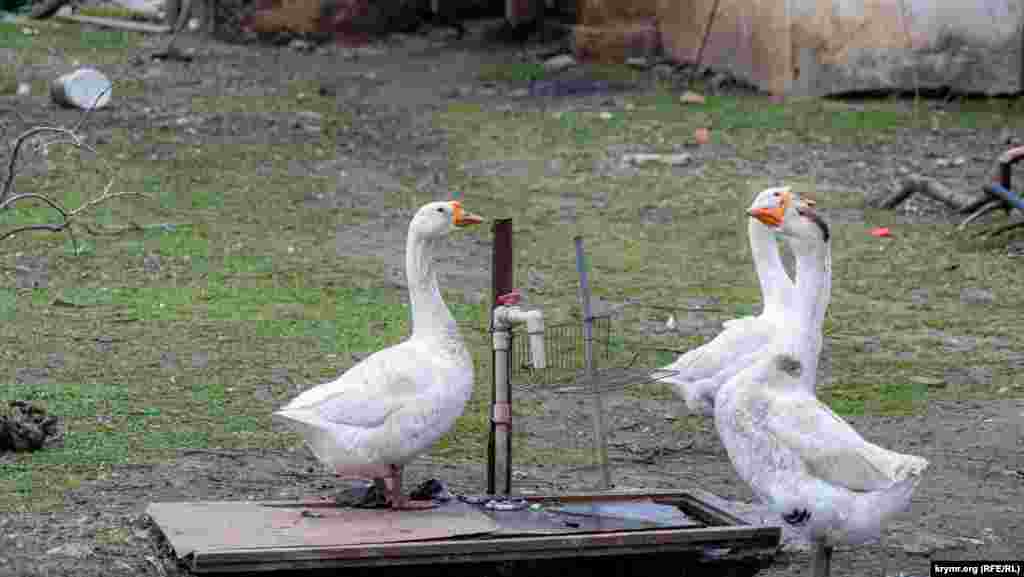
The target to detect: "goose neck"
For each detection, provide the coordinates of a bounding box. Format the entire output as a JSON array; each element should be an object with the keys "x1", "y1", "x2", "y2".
[
  {"x1": 749, "y1": 219, "x2": 791, "y2": 316},
  {"x1": 406, "y1": 230, "x2": 458, "y2": 340}
]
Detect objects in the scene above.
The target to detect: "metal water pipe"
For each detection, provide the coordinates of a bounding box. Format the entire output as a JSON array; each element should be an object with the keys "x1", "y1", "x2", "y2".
[{"x1": 490, "y1": 289, "x2": 545, "y2": 495}]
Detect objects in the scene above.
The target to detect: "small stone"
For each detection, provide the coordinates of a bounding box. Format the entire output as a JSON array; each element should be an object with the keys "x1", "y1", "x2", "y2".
[
  {"x1": 680, "y1": 90, "x2": 706, "y2": 104},
  {"x1": 289, "y1": 39, "x2": 313, "y2": 52},
  {"x1": 543, "y1": 54, "x2": 577, "y2": 72},
  {"x1": 626, "y1": 57, "x2": 649, "y2": 69},
  {"x1": 143, "y1": 253, "x2": 161, "y2": 274},
  {"x1": 509, "y1": 88, "x2": 529, "y2": 98},
  {"x1": 709, "y1": 72, "x2": 732, "y2": 90},
  {"x1": 599, "y1": 111, "x2": 613, "y2": 120},
  {"x1": 960, "y1": 287, "x2": 995, "y2": 306},
  {"x1": 16, "y1": 82, "x2": 30, "y2": 96},
  {"x1": 295, "y1": 110, "x2": 323, "y2": 123},
  {"x1": 653, "y1": 64, "x2": 675, "y2": 78}
]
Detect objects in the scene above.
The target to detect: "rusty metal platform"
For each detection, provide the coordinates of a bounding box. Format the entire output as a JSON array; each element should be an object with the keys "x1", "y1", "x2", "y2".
[{"x1": 148, "y1": 489, "x2": 781, "y2": 575}]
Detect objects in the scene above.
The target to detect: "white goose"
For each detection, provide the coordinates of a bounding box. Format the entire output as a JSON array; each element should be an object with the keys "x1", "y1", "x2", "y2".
[
  {"x1": 716, "y1": 199, "x2": 928, "y2": 575},
  {"x1": 661, "y1": 186, "x2": 804, "y2": 414},
  {"x1": 274, "y1": 200, "x2": 483, "y2": 510}
]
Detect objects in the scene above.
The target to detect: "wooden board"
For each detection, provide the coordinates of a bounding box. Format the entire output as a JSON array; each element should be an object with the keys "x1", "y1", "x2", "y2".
[
  {"x1": 147, "y1": 500, "x2": 500, "y2": 558},
  {"x1": 149, "y1": 490, "x2": 781, "y2": 574},
  {"x1": 55, "y1": 13, "x2": 171, "y2": 33}
]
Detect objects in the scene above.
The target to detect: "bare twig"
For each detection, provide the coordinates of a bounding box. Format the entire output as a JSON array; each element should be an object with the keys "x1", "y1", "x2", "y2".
[
  {"x1": 74, "y1": 191, "x2": 148, "y2": 218},
  {"x1": 1, "y1": 104, "x2": 150, "y2": 251},
  {"x1": 2, "y1": 126, "x2": 82, "y2": 204},
  {"x1": 957, "y1": 200, "x2": 1004, "y2": 231},
  {"x1": 977, "y1": 219, "x2": 1024, "y2": 238},
  {"x1": 0, "y1": 192, "x2": 76, "y2": 250},
  {"x1": 690, "y1": 0, "x2": 722, "y2": 86},
  {"x1": 72, "y1": 83, "x2": 112, "y2": 134},
  {"x1": 874, "y1": 176, "x2": 979, "y2": 211}
]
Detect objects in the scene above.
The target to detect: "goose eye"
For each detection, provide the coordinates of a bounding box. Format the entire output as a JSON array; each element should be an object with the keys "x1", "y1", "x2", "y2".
[{"x1": 436, "y1": 207, "x2": 446, "y2": 213}]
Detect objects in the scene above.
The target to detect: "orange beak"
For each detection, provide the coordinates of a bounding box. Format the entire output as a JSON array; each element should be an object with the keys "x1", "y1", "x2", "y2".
[
  {"x1": 748, "y1": 205, "x2": 785, "y2": 227},
  {"x1": 749, "y1": 188, "x2": 792, "y2": 227},
  {"x1": 451, "y1": 201, "x2": 484, "y2": 227}
]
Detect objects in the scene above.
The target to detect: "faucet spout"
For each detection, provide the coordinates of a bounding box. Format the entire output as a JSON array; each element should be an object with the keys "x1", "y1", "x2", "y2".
[{"x1": 493, "y1": 306, "x2": 546, "y2": 369}]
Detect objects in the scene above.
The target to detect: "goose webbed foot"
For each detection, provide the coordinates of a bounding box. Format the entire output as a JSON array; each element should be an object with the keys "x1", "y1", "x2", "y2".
[{"x1": 782, "y1": 508, "x2": 811, "y2": 526}]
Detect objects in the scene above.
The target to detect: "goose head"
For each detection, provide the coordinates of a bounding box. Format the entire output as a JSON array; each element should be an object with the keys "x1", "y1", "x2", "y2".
[
  {"x1": 410, "y1": 201, "x2": 484, "y2": 239},
  {"x1": 748, "y1": 188, "x2": 828, "y2": 245},
  {"x1": 746, "y1": 186, "x2": 816, "y2": 227}
]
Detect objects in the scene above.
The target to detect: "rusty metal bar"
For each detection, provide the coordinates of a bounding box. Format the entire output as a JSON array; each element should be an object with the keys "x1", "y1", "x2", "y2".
[{"x1": 489, "y1": 219, "x2": 514, "y2": 496}]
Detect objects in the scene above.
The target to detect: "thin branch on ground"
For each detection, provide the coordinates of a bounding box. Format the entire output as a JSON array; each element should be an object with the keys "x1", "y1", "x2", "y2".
[
  {"x1": 2, "y1": 126, "x2": 82, "y2": 204},
  {"x1": 873, "y1": 175, "x2": 979, "y2": 211},
  {"x1": 956, "y1": 200, "x2": 1004, "y2": 231},
  {"x1": 975, "y1": 219, "x2": 1024, "y2": 238},
  {"x1": 1, "y1": 97, "x2": 150, "y2": 252},
  {"x1": 71, "y1": 83, "x2": 112, "y2": 134}
]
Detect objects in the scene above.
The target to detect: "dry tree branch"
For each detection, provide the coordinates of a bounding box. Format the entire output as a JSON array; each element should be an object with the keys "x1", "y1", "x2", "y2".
[
  {"x1": 1, "y1": 126, "x2": 83, "y2": 204},
  {"x1": 0, "y1": 85, "x2": 149, "y2": 253},
  {"x1": 873, "y1": 175, "x2": 979, "y2": 211},
  {"x1": 72, "y1": 83, "x2": 112, "y2": 134}
]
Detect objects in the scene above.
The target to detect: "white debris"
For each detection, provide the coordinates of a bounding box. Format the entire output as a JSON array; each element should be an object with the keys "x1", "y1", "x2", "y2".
[
  {"x1": 51, "y1": 68, "x2": 112, "y2": 110},
  {"x1": 623, "y1": 153, "x2": 692, "y2": 167},
  {"x1": 543, "y1": 54, "x2": 577, "y2": 72}
]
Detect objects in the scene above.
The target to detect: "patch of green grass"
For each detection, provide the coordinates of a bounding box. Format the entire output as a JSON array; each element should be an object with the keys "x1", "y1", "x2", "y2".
[
  {"x1": 478, "y1": 61, "x2": 549, "y2": 84},
  {"x1": 0, "y1": 21, "x2": 33, "y2": 49},
  {"x1": 78, "y1": 27, "x2": 133, "y2": 50},
  {"x1": 630, "y1": 381, "x2": 675, "y2": 401},
  {"x1": 0, "y1": 288, "x2": 16, "y2": 320},
  {"x1": 824, "y1": 381, "x2": 930, "y2": 417},
  {"x1": 189, "y1": 188, "x2": 225, "y2": 210}
]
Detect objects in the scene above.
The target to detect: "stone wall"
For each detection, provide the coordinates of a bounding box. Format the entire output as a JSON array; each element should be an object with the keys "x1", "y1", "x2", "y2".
[{"x1": 657, "y1": 0, "x2": 1023, "y2": 96}]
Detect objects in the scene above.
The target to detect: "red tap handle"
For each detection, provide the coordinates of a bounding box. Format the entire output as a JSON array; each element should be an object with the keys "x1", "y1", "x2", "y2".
[{"x1": 496, "y1": 290, "x2": 521, "y2": 306}]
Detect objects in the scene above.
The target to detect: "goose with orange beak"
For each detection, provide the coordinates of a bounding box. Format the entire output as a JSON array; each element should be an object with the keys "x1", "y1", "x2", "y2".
[
  {"x1": 660, "y1": 187, "x2": 816, "y2": 414},
  {"x1": 274, "y1": 201, "x2": 484, "y2": 510},
  {"x1": 715, "y1": 195, "x2": 928, "y2": 577}
]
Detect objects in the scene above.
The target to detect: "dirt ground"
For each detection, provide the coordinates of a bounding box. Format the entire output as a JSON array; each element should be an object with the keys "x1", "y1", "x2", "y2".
[{"x1": 1, "y1": 19, "x2": 1022, "y2": 577}]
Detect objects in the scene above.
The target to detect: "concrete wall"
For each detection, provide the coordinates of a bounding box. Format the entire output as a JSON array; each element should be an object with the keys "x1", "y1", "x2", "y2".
[{"x1": 657, "y1": 0, "x2": 1023, "y2": 96}]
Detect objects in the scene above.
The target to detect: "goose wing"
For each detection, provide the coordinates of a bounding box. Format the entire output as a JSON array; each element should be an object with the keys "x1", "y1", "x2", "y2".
[
  {"x1": 666, "y1": 316, "x2": 778, "y2": 383},
  {"x1": 278, "y1": 340, "x2": 432, "y2": 429},
  {"x1": 756, "y1": 387, "x2": 903, "y2": 492}
]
